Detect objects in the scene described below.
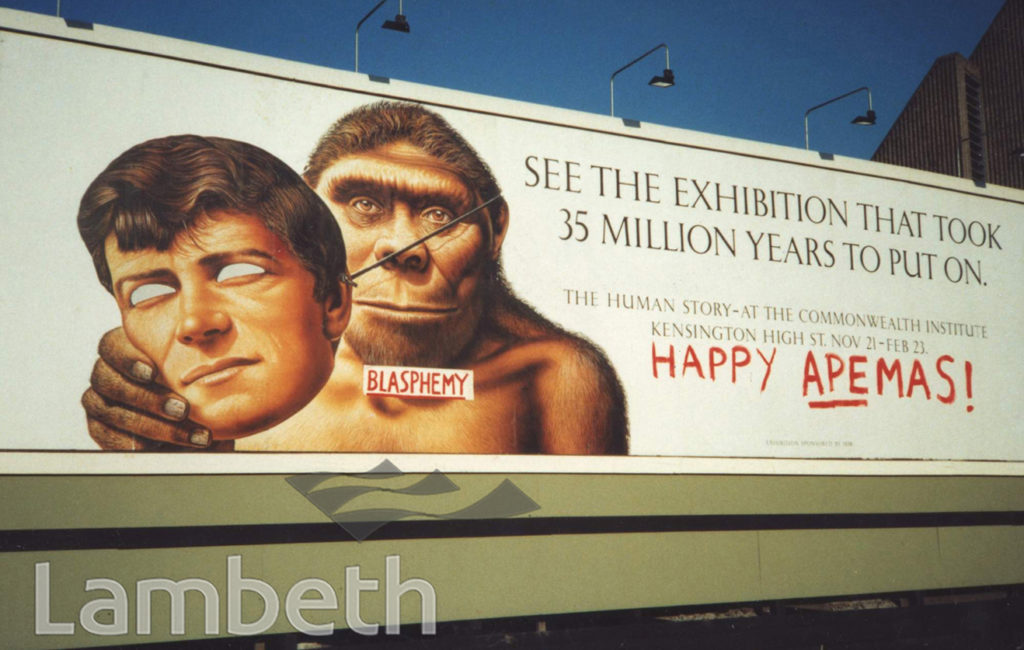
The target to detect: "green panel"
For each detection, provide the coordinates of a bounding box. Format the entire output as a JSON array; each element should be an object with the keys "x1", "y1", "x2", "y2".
[
  {"x1": 3, "y1": 532, "x2": 761, "y2": 648},
  {"x1": 2, "y1": 473, "x2": 1023, "y2": 648},
  {"x1": 758, "y1": 528, "x2": 947, "y2": 598},
  {"x1": 937, "y1": 525, "x2": 1024, "y2": 587},
  {"x1": 5, "y1": 524, "x2": 1023, "y2": 648},
  {"x1": 2, "y1": 474, "x2": 1024, "y2": 530}
]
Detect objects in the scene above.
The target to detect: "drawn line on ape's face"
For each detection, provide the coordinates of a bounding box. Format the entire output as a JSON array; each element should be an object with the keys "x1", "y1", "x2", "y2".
[{"x1": 349, "y1": 194, "x2": 503, "y2": 282}]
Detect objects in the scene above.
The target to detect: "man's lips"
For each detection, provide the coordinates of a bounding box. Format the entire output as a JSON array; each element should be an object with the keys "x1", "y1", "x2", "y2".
[
  {"x1": 180, "y1": 358, "x2": 259, "y2": 387},
  {"x1": 355, "y1": 299, "x2": 457, "y2": 314}
]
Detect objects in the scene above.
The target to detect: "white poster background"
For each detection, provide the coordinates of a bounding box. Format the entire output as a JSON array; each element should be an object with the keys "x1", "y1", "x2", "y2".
[{"x1": 1, "y1": 10, "x2": 1021, "y2": 468}]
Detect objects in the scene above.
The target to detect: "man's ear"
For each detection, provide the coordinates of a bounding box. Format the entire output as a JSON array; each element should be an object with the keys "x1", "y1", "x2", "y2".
[
  {"x1": 488, "y1": 199, "x2": 510, "y2": 260},
  {"x1": 322, "y1": 279, "x2": 352, "y2": 343}
]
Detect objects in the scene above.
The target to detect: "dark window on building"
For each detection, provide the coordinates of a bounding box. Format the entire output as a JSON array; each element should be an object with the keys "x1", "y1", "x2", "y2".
[{"x1": 964, "y1": 71, "x2": 986, "y2": 184}]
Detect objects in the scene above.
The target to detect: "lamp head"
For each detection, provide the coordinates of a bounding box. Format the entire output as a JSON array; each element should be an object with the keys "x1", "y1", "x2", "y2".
[
  {"x1": 851, "y1": 109, "x2": 877, "y2": 126},
  {"x1": 382, "y1": 13, "x2": 410, "y2": 32},
  {"x1": 648, "y1": 68, "x2": 675, "y2": 88}
]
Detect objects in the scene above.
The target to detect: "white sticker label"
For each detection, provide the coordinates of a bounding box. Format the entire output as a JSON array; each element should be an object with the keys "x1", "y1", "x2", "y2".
[{"x1": 363, "y1": 365, "x2": 474, "y2": 400}]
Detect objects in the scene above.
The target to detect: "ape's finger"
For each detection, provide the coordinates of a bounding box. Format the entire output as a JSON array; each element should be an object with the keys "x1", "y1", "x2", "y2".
[
  {"x1": 97, "y1": 327, "x2": 158, "y2": 384},
  {"x1": 81, "y1": 389, "x2": 210, "y2": 448},
  {"x1": 86, "y1": 417, "x2": 161, "y2": 451},
  {"x1": 91, "y1": 358, "x2": 189, "y2": 422}
]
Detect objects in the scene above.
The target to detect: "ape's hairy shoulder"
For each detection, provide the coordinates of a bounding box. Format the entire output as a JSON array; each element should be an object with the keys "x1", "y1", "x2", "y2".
[{"x1": 480, "y1": 291, "x2": 629, "y2": 454}]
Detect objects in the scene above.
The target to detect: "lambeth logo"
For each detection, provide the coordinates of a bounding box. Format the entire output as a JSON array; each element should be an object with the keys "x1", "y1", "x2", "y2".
[{"x1": 286, "y1": 460, "x2": 540, "y2": 541}]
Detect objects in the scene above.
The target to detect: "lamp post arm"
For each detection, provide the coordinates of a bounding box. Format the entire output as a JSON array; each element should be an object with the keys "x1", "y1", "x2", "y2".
[
  {"x1": 610, "y1": 43, "x2": 670, "y2": 116},
  {"x1": 611, "y1": 43, "x2": 670, "y2": 80},
  {"x1": 804, "y1": 86, "x2": 872, "y2": 150},
  {"x1": 355, "y1": 0, "x2": 387, "y2": 73},
  {"x1": 804, "y1": 86, "x2": 871, "y2": 118}
]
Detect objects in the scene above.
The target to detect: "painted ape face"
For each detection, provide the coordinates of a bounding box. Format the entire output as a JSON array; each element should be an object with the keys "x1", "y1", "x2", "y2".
[{"x1": 315, "y1": 141, "x2": 502, "y2": 367}]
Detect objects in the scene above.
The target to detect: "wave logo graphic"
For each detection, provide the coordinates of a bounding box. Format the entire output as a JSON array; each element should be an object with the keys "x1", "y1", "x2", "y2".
[{"x1": 286, "y1": 460, "x2": 541, "y2": 541}]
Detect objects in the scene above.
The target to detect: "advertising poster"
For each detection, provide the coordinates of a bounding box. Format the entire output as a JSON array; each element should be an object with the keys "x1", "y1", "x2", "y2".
[{"x1": 2, "y1": 9, "x2": 1022, "y2": 472}]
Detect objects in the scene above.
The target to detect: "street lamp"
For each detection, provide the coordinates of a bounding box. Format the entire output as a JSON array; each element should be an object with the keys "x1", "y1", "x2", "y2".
[
  {"x1": 610, "y1": 43, "x2": 675, "y2": 117},
  {"x1": 355, "y1": 0, "x2": 410, "y2": 73},
  {"x1": 804, "y1": 86, "x2": 875, "y2": 150}
]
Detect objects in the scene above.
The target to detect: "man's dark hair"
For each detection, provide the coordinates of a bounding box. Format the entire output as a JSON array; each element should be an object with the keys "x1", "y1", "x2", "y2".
[
  {"x1": 78, "y1": 134, "x2": 347, "y2": 301},
  {"x1": 304, "y1": 101, "x2": 506, "y2": 226}
]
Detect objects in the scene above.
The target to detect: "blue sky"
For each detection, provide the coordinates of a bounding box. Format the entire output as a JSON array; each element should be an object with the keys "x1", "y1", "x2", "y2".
[{"x1": 1, "y1": 0, "x2": 1006, "y2": 158}]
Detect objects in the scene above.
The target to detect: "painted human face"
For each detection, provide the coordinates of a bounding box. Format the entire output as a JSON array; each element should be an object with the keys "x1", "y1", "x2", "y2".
[
  {"x1": 314, "y1": 141, "x2": 502, "y2": 367},
  {"x1": 105, "y1": 211, "x2": 346, "y2": 438}
]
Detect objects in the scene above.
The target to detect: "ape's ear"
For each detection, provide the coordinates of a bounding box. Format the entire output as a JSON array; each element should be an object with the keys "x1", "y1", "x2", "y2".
[
  {"x1": 322, "y1": 279, "x2": 352, "y2": 345},
  {"x1": 488, "y1": 199, "x2": 510, "y2": 260}
]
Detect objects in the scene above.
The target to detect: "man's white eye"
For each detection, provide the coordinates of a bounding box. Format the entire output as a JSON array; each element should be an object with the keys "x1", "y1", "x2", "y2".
[
  {"x1": 217, "y1": 262, "x2": 267, "y2": 282},
  {"x1": 129, "y1": 283, "x2": 175, "y2": 307}
]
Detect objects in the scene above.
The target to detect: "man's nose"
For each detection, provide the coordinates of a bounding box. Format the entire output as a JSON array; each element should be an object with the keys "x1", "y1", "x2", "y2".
[
  {"x1": 372, "y1": 206, "x2": 430, "y2": 273},
  {"x1": 176, "y1": 292, "x2": 232, "y2": 345}
]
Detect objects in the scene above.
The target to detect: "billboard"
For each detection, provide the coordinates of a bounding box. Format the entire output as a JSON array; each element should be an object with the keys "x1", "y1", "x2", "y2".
[{"x1": 1, "y1": 9, "x2": 1022, "y2": 472}]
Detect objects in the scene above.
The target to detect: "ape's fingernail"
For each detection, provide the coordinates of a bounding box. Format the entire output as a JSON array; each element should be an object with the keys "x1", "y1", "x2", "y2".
[
  {"x1": 130, "y1": 361, "x2": 154, "y2": 382},
  {"x1": 189, "y1": 429, "x2": 211, "y2": 447},
  {"x1": 163, "y1": 398, "x2": 187, "y2": 420}
]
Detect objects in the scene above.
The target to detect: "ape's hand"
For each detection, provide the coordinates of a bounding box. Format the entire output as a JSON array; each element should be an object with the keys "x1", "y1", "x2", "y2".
[{"x1": 82, "y1": 328, "x2": 222, "y2": 451}]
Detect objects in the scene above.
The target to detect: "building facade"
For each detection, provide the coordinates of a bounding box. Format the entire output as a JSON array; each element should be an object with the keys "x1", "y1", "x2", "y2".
[{"x1": 872, "y1": 0, "x2": 1023, "y2": 189}]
